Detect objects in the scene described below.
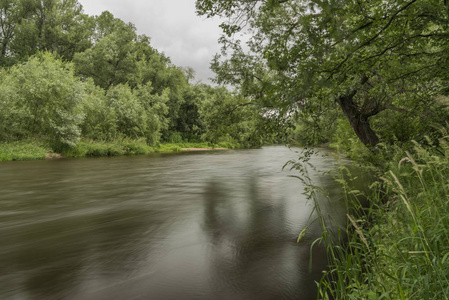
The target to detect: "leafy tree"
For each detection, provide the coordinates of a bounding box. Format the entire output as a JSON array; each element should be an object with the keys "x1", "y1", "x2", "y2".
[
  {"x1": 74, "y1": 11, "x2": 173, "y2": 90},
  {"x1": 0, "y1": 0, "x2": 94, "y2": 64},
  {"x1": 105, "y1": 84, "x2": 148, "y2": 139},
  {"x1": 134, "y1": 84, "x2": 169, "y2": 145},
  {"x1": 196, "y1": 0, "x2": 449, "y2": 148},
  {"x1": 74, "y1": 11, "x2": 191, "y2": 140},
  {"x1": 0, "y1": 0, "x2": 34, "y2": 66},
  {"x1": 199, "y1": 85, "x2": 265, "y2": 147},
  {"x1": 80, "y1": 81, "x2": 169, "y2": 145},
  {"x1": 0, "y1": 52, "x2": 84, "y2": 147},
  {"x1": 175, "y1": 84, "x2": 208, "y2": 141},
  {"x1": 79, "y1": 79, "x2": 117, "y2": 140},
  {"x1": 74, "y1": 23, "x2": 140, "y2": 89}
]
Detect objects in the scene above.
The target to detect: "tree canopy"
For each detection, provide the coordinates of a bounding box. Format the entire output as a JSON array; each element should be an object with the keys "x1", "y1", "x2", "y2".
[{"x1": 196, "y1": 0, "x2": 449, "y2": 148}]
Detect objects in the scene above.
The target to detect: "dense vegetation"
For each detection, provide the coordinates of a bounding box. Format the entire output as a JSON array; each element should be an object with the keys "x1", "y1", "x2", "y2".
[
  {"x1": 196, "y1": 0, "x2": 449, "y2": 298},
  {"x1": 0, "y1": 0, "x2": 273, "y2": 161}
]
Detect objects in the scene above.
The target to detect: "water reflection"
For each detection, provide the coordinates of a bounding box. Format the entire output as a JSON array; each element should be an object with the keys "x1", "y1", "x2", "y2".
[
  {"x1": 0, "y1": 146, "x2": 360, "y2": 299},
  {"x1": 201, "y1": 173, "x2": 328, "y2": 300}
]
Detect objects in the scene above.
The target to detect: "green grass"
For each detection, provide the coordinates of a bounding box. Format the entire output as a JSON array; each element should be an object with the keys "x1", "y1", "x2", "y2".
[
  {"x1": 0, "y1": 139, "x2": 50, "y2": 161},
  {"x1": 0, "y1": 138, "x2": 240, "y2": 161},
  {"x1": 316, "y1": 137, "x2": 449, "y2": 299},
  {"x1": 150, "y1": 141, "x2": 242, "y2": 152},
  {"x1": 61, "y1": 138, "x2": 151, "y2": 157},
  {"x1": 61, "y1": 140, "x2": 238, "y2": 158}
]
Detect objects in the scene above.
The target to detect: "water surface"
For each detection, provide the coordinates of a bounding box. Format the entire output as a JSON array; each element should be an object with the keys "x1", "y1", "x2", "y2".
[{"x1": 0, "y1": 146, "x2": 353, "y2": 299}]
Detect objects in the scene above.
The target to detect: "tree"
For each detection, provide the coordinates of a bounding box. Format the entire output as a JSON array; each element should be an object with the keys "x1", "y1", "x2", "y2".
[
  {"x1": 74, "y1": 11, "x2": 192, "y2": 140},
  {"x1": 199, "y1": 85, "x2": 266, "y2": 147},
  {"x1": 0, "y1": 0, "x2": 94, "y2": 64},
  {"x1": 175, "y1": 84, "x2": 208, "y2": 141},
  {"x1": 0, "y1": 0, "x2": 30, "y2": 66},
  {"x1": 104, "y1": 84, "x2": 148, "y2": 139},
  {"x1": 0, "y1": 52, "x2": 84, "y2": 147},
  {"x1": 73, "y1": 18, "x2": 141, "y2": 89},
  {"x1": 80, "y1": 80, "x2": 169, "y2": 145},
  {"x1": 196, "y1": 0, "x2": 449, "y2": 148},
  {"x1": 131, "y1": 83, "x2": 169, "y2": 145}
]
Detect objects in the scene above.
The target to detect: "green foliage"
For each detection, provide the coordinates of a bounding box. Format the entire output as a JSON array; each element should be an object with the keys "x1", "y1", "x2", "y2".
[
  {"x1": 174, "y1": 84, "x2": 207, "y2": 141},
  {"x1": 105, "y1": 84, "x2": 147, "y2": 138},
  {"x1": 197, "y1": 0, "x2": 449, "y2": 148},
  {"x1": 0, "y1": 139, "x2": 49, "y2": 161},
  {"x1": 0, "y1": 52, "x2": 84, "y2": 148},
  {"x1": 198, "y1": 85, "x2": 265, "y2": 148},
  {"x1": 167, "y1": 132, "x2": 184, "y2": 143},
  {"x1": 62, "y1": 138, "x2": 150, "y2": 157},
  {"x1": 73, "y1": 17, "x2": 142, "y2": 89},
  {"x1": 79, "y1": 80, "x2": 116, "y2": 140},
  {"x1": 291, "y1": 113, "x2": 337, "y2": 147},
  {"x1": 151, "y1": 142, "x2": 241, "y2": 152},
  {"x1": 134, "y1": 84, "x2": 169, "y2": 145},
  {"x1": 73, "y1": 11, "x2": 191, "y2": 143},
  {"x1": 330, "y1": 118, "x2": 371, "y2": 161},
  {"x1": 121, "y1": 138, "x2": 150, "y2": 155},
  {"x1": 0, "y1": 6, "x2": 266, "y2": 161},
  {"x1": 1, "y1": 0, "x2": 94, "y2": 64},
  {"x1": 328, "y1": 91, "x2": 449, "y2": 161},
  {"x1": 318, "y1": 133, "x2": 449, "y2": 299},
  {"x1": 63, "y1": 139, "x2": 124, "y2": 157},
  {"x1": 79, "y1": 81, "x2": 168, "y2": 146}
]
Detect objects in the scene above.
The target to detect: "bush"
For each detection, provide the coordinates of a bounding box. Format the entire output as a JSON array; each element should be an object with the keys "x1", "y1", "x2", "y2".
[
  {"x1": 120, "y1": 139, "x2": 150, "y2": 155},
  {"x1": 167, "y1": 132, "x2": 183, "y2": 143},
  {"x1": 0, "y1": 140, "x2": 49, "y2": 161},
  {"x1": 0, "y1": 52, "x2": 84, "y2": 148},
  {"x1": 329, "y1": 118, "x2": 371, "y2": 161}
]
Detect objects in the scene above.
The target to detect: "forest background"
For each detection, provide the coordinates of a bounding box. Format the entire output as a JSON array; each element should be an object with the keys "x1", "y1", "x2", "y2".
[{"x1": 0, "y1": 0, "x2": 278, "y2": 161}]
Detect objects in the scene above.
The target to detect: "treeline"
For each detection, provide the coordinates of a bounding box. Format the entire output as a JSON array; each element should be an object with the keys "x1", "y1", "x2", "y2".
[{"x1": 0, "y1": 0, "x2": 270, "y2": 157}]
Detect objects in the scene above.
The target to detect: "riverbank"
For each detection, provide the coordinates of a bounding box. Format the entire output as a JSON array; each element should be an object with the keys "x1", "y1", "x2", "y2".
[
  {"x1": 0, "y1": 139, "x2": 239, "y2": 162},
  {"x1": 318, "y1": 139, "x2": 449, "y2": 299}
]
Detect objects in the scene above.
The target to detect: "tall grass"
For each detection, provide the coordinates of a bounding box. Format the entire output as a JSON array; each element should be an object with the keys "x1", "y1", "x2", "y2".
[
  {"x1": 316, "y1": 135, "x2": 449, "y2": 299},
  {"x1": 151, "y1": 141, "x2": 242, "y2": 152},
  {"x1": 60, "y1": 139, "x2": 151, "y2": 157},
  {"x1": 0, "y1": 139, "x2": 49, "y2": 161},
  {"x1": 0, "y1": 138, "x2": 241, "y2": 162}
]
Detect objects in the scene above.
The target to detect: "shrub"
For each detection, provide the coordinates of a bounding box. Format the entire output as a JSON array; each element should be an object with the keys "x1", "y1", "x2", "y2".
[{"x1": 0, "y1": 52, "x2": 84, "y2": 148}]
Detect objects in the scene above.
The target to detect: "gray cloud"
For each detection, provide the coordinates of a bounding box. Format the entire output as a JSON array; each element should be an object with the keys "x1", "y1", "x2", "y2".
[{"x1": 78, "y1": 0, "x2": 223, "y2": 84}]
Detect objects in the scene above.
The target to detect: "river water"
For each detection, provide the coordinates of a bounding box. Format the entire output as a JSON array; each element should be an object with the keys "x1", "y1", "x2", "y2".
[{"x1": 0, "y1": 146, "x2": 359, "y2": 300}]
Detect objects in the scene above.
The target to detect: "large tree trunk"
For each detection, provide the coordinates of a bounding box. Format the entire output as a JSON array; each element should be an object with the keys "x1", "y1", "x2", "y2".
[{"x1": 337, "y1": 91, "x2": 380, "y2": 149}]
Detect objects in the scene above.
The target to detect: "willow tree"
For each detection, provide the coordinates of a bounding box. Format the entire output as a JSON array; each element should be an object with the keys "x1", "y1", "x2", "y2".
[{"x1": 196, "y1": 0, "x2": 449, "y2": 148}]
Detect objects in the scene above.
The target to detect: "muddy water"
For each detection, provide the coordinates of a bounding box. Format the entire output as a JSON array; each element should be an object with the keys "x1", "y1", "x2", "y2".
[{"x1": 0, "y1": 146, "x2": 360, "y2": 299}]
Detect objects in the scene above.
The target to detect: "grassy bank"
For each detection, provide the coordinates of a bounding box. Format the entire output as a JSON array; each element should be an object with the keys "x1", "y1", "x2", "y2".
[
  {"x1": 0, "y1": 139, "x2": 50, "y2": 161},
  {"x1": 0, "y1": 139, "x2": 242, "y2": 162},
  {"x1": 316, "y1": 139, "x2": 449, "y2": 299}
]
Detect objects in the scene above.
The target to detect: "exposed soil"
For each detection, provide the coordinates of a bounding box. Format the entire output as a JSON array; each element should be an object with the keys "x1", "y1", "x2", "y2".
[{"x1": 45, "y1": 153, "x2": 64, "y2": 159}]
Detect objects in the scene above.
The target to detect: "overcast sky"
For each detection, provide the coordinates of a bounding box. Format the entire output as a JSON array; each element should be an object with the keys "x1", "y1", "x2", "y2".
[{"x1": 78, "y1": 0, "x2": 223, "y2": 84}]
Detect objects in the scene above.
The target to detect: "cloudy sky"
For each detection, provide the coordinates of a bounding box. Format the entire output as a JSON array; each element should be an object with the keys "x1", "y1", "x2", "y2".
[{"x1": 78, "y1": 0, "x2": 223, "y2": 84}]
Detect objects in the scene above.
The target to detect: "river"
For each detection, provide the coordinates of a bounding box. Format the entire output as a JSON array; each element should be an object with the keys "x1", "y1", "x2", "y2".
[{"x1": 0, "y1": 146, "x2": 361, "y2": 299}]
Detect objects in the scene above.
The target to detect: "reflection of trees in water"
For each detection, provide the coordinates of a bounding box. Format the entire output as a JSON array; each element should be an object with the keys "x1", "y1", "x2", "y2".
[{"x1": 202, "y1": 176, "x2": 330, "y2": 300}]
